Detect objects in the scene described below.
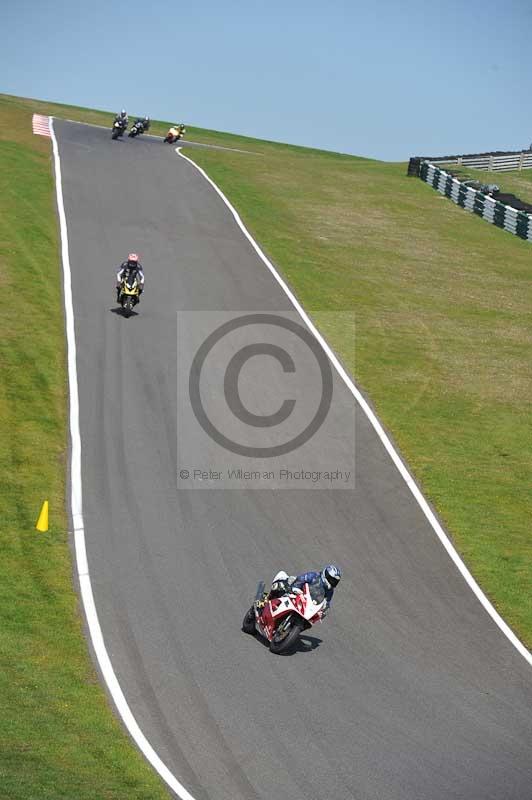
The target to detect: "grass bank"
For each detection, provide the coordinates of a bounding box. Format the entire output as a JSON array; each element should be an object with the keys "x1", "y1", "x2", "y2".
[{"x1": 0, "y1": 99, "x2": 170, "y2": 798}]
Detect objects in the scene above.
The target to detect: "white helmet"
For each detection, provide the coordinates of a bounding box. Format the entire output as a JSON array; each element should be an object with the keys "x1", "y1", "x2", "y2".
[{"x1": 322, "y1": 564, "x2": 341, "y2": 590}]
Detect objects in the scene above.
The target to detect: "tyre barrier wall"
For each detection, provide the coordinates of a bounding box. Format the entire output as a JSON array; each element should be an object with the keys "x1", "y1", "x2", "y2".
[{"x1": 411, "y1": 160, "x2": 532, "y2": 242}]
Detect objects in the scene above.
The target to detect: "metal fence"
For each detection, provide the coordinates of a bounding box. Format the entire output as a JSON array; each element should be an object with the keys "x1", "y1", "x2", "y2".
[{"x1": 411, "y1": 149, "x2": 532, "y2": 172}]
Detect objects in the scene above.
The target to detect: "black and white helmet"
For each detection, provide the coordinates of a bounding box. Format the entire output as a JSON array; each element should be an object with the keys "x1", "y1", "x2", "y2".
[{"x1": 322, "y1": 564, "x2": 341, "y2": 590}]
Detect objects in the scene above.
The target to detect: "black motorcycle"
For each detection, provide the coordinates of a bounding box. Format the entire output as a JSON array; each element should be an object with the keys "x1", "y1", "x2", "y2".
[
  {"x1": 128, "y1": 120, "x2": 145, "y2": 138},
  {"x1": 111, "y1": 119, "x2": 127, "y2": 140}
]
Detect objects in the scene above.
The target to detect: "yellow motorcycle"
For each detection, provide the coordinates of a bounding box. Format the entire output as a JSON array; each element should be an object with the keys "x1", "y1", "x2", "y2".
[
  {"x1": 164, "y1": 124, "x2": 186, "y2": 144},
  {"x1": 117, "y1": 272, "x2": 141, "y2": 317}
]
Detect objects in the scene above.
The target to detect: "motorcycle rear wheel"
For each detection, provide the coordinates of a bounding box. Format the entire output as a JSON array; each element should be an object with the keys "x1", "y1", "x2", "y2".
[
  {"x1": 242, "y1": 606, "x2": 256, "y2": 635},
  {"x1": 269, "y1": 614, "x2": 304, "y2": 655}
]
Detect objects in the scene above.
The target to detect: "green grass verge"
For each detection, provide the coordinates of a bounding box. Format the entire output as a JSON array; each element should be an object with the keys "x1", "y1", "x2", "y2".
[{"x1": 0, "y1": 99, "x2": 170, "y2": 799}]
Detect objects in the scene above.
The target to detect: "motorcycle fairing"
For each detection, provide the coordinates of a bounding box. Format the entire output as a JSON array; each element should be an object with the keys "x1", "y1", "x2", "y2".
[{"x1": 256, "y1": 583, "x2": 326, "y2": 641}]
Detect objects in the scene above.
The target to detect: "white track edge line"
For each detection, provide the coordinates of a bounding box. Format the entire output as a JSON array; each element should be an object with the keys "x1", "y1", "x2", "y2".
[
  {"x1": 175, "y1": 145, "x2": 532, "y2": 668},
  {"x1": 50, "y1": 118, "x2": 198, "y2": 800}
]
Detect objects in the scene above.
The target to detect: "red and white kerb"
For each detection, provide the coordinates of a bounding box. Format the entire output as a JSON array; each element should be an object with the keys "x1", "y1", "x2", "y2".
[{"x1": 32, "y1": 114, "x2": 51, "y2": 138}]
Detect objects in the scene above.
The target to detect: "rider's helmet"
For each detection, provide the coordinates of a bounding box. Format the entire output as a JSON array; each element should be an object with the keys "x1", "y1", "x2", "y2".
[
  {"x1": 127, "y1": 253, "x2": 139, "y2": 267},
  {"x1": 120, "y1": 109, "x2": 127, "y2": 118},
  {"x1": 321, "y1": 564, "x2": 341, "y2": 590},
  {"x1": 144, "y1": 116, "x2": 150, "y2": 123}
]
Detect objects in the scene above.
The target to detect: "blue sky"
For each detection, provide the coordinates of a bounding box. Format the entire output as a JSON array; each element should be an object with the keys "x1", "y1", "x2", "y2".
[{"x1": 3, "y1": 0, "x2": 531, "y2": 160}]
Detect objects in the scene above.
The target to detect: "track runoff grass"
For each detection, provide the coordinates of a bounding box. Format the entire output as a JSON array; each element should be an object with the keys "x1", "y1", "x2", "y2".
[{"x1": 0, "y1": 101, "x2": 171, "y2": 798}]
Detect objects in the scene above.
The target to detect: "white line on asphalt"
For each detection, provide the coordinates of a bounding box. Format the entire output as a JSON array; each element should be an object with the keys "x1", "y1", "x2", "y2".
[
  {"x1": 50, "y1": 118, "x2": 198, "y2": 800},
  {"x1": 176, "y1": 146, "x2": 532, "y2": 669}
]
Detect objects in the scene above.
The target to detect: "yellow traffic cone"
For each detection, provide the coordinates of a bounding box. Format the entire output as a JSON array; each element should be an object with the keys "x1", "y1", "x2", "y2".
[{"x1": 36, "y1": 500, "x2": 49, "y2": 532}]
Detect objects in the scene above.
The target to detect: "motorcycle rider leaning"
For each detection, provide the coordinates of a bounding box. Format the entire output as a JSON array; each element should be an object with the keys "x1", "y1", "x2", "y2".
[
  {"x1": 132, "y1": 116, "x2": 149, "y2": 133},
  {"x1": 114, "y1": 109, "x2": 128, "y2": 129},
  {"x1": 261, "y1": 564, "x2": 342, "y2": 614},
  {"x1": 116, "y1": 253, "x2": 145, "y2": 303}
]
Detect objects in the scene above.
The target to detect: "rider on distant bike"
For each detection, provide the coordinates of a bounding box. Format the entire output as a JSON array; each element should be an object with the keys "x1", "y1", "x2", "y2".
[
  {"x1": 116, "y1": 253, "x2": 144, "y2": 302},
  {"x1": 131, "y1": 117, "x2": 148, "y2": 134},
  {"x1": 114, "y1": 109, "x2": 128, "y2": 130},
  {"x1": 262, "y1": 565, "x2": 342, "y2": 613}
]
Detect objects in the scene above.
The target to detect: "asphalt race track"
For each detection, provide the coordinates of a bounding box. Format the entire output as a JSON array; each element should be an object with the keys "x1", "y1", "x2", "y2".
[{"x1": 55, "y1": 120, "x2": 532, "y2": 800}]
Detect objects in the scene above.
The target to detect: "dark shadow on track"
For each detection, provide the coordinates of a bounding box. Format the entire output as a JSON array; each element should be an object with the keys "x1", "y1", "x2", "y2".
[
  {"x1": 245, "y1": 630, "x2": 323, "y2": 656},
  {"x1": 109, "y1": 307, "x2": 140, "y2": 318},
  {"x1": 296, "y1": 634, "x2": 322, "y2": 653}
]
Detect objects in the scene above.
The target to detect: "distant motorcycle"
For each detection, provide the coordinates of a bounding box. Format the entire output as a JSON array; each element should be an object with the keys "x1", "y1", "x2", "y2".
[
  {"x1": 128, "y1": 120, "x2": 145, "y2": 138},
  {"x1": 242, "y1": 580, "x2": 328, "y2": 654},
  {"x1": 117, "y1": 272, "x2": 141, "y2": 317},
  {"x1": 111, "y1": 120, "x2": 127, "y2": 140},
  {"x1": 164, "y1": 124, "x2": 186, "y2": 144}
]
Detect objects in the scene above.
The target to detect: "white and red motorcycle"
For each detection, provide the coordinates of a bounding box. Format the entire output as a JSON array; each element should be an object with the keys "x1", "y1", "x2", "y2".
[{"x1": 242, "y1": 579, "x2": 328, "y2": 654}]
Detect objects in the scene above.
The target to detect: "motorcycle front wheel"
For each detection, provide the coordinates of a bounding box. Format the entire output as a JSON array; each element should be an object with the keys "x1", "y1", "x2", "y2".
[
  {"x1": 123, "y1": 296, "x2": 133, "y2": 317},
  {"x1": 269, "y1": 614, "x2": 304, "y2": 655}
]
